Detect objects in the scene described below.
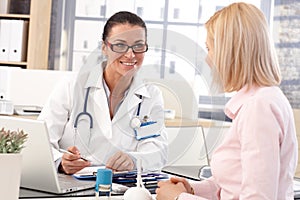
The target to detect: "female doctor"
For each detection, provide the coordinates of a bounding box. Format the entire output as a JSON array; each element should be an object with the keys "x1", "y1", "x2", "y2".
[{"x1": 38, "y1": 11, "x2": 168, "y2": 175}]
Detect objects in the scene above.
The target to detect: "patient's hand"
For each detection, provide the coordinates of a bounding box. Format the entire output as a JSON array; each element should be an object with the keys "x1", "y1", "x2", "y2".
[
  {"x1": 156, "y1": 179, "x2": 187, "y2": 200},
  {"x1": 169, "y1": 177, "x2": 194, "y2": 194}
]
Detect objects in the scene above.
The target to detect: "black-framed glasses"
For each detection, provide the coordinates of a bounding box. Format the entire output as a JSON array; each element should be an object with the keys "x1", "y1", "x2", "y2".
[{"x1": 105, "y1": 41, "x2": 148, "y2": 53}]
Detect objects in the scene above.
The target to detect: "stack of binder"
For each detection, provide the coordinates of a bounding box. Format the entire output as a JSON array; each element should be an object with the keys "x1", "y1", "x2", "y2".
[
  {"x1": 0, "y1": 19, "x2": 29, "y2": 62},
  {"x1": 74, "y1": 170, "x2": 169, "y2": 194},
  {"x1": 0, "y1": 0, "x2": 10, "y2": 14}
]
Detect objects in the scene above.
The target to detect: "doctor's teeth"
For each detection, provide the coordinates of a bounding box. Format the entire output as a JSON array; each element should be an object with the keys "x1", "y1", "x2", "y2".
[{"x1": 122, "y1": 62, "x2": 135, "y2": 66}]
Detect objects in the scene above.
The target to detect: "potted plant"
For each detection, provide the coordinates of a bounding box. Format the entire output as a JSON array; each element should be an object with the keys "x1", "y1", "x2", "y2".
[{"x1": 0, "y1": 127, "x2": 28, "y2": 200}]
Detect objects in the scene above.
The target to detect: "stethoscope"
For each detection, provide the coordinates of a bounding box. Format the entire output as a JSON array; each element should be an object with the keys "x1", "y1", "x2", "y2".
[
  {"x1": 74, "y1": 87, "x2": 93, "y2": 129},
  {"x1": 74, "y1": 87, "x2": 160, "y2": 141}
]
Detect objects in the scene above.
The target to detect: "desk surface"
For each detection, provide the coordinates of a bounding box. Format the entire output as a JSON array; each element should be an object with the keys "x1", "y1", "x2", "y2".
[
  {"x1": 165, "y1": 117, "x2": 231, "y2": 128},
  {"x1": 19, "y1": 187, "x2": 95, "y2": 199},
  {"x1": 20, "y1": 196, "x2": 146, "y2": 200},
  {"x1": 165, "y1": 118, "x2": 213, "y2": 127},
  {"x1": 12, "y1": 114, "x2": 230, "y2": 128},
  {"x1": 19, "y1": 188, "x2": 156, "y2": 200},
  {"x1": 19, "y1": 169, "x2": 300, "y2": 200}
]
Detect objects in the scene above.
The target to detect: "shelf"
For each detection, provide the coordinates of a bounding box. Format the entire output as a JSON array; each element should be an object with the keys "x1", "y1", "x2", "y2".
[
  {"x1": 0, "y1": 0, "x2": 52, "y2": 70},
  {"x1": 0, "y1": 61, "x2": 27, "y2": 66},
  {"x1": 0, "y1": 14, "x2": 30, "y2": 19}
]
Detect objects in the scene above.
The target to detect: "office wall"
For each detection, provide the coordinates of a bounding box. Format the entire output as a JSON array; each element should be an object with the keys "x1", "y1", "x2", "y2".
[
  {"x1": 294, "y1": 109, "x2": 300, "y2": 177},
  {"x1": 274, "y1": 1, "x2": 300, "y2": 108},
  {"x1": 0, "y1": 67, "x2": 76, "y2": 106}
]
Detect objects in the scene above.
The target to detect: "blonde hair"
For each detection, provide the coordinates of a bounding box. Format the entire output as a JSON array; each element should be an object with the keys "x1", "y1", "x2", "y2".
[{"x1": 205, "y1": 2, "x2": 281, "y2": 92}]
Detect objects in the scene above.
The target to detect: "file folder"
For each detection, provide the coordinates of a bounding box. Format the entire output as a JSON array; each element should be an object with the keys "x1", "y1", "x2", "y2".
[
  {"x1": 0, "y1": 19, "x2": 11, "y2": 61},
  {"x1": 0, "y1": 0, "x2": 10, "y2": 14},
  {"x1": 8, "y1": 20, "x2": 28, "y2": 62}
]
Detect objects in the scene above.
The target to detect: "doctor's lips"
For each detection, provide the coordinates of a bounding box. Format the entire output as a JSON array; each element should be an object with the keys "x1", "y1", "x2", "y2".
[{"x1": 120, "y1": 61, "x2": 137, "y2": 66}]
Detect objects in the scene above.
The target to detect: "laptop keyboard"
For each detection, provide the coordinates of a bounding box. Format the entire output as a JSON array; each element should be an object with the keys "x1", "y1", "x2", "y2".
[{"x1": 58, "y1": 173, "x2": 95, "y2": 191}]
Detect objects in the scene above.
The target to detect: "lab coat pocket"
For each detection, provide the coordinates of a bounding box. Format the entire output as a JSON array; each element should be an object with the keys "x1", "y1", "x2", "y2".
[
  {"x1": 113, "y1": 120, "x2": 136, "y2": 150},
  {"x1": 119, "y1": 131, "x2": 136, "y2": 151}
]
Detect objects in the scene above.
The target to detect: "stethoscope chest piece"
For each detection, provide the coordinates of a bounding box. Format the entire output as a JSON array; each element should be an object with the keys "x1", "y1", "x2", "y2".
[{"x1": 130, "y1": 117, "x2": 141, "y2": 129}]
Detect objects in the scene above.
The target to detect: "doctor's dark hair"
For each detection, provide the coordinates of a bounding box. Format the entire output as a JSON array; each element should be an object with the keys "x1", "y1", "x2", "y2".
[{"x1": 102, "y1": 11, "x2": 147, "y2": 41}]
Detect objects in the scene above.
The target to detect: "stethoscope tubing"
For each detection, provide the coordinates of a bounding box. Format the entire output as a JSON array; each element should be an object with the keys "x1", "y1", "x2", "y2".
[
  {"x1": 74, "y1": 88, "x2": 142, "y2": 129},
  {"x1": 74, "y1": 87, "x2": 158, "y2": 141},
  {"x1": 74, "y1": 87, "x2": 93, "y2": 128}
]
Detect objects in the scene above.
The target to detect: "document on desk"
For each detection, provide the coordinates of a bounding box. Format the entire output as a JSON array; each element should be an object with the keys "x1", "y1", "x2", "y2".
[
  {"x1": 73, "y1": 166, "x2": 131, "y2": 179},
  {"x1": 73, "y1": 166, "x2": 105, "y2": 179},
  {"x1": 294, "y1": 179, "x2": 300, "y2": 191},
  {"x1": 294, "y1": 178, "x2": 300, "y2": 200},
  {"x1": 73, "y1": 166, "x2": 168, "y2": 180},
  {"x1": 73, "y1": 166, "x2": 169, "y2": 195},
  {"x1": 294, "y1": 180, "x2": 300, "y2": 192},
  {"x1": 14, "y1": 105, "x2": 42, "y2": 116}
]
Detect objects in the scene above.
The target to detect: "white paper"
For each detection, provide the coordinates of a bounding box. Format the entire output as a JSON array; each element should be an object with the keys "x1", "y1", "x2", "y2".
[
  {"x1": 74, "y1": 165, "x2": 105, "y2": 177},
  {"x1": 294, "y1": 180, "x2": 300, "y2": 192}
]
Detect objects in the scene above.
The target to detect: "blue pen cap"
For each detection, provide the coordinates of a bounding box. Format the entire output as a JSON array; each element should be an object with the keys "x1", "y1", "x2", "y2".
[{"x1": 95, "y1": 168, "x2": 113, "y2": 191}]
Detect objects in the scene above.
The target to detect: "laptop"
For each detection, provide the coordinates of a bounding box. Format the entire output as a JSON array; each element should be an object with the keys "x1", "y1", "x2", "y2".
[
  {"x1": 162, "y1": 165, "x2": 202, "y2": 181},
  {"x1": 0, "y1": 116, "x2": 95, "y2": 194}
]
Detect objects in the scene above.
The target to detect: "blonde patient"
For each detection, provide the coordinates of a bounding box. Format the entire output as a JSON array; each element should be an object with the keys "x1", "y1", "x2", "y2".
[{"x1": 156, "y1": 2, "x2": 297, "y2": 200}]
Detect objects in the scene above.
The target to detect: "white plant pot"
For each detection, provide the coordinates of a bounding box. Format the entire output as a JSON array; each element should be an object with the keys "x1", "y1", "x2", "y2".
[{"x1": 0, "y1": 154, "x2": 22, "y2": 200}]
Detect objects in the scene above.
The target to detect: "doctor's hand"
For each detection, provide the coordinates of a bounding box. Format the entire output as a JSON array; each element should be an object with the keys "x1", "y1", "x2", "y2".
[
  {"x1": 59, "y1": 146, "x2": 91, "y2": 175},
  {"x1": 106, "y1": 151, "x2": 134, "y2": 172}
]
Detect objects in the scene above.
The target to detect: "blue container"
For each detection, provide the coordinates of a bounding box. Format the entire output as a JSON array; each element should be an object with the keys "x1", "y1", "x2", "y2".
[{"x1": 95, "y1": 168, "x2": 113, "y2": 196}]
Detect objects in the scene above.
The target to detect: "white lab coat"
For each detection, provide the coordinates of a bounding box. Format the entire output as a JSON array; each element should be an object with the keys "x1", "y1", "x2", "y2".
[{"x1": 38, "y1": 63, "x2": 168, "y2": 171}]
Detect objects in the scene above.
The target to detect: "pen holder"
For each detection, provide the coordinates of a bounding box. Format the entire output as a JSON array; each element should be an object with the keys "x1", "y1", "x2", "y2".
[
  {"x1": 95, "y1": 168, "x2": 113, "y2": 197},
  {"x1": 123, "y1": 158, "x2": 152, "y2": 200}
]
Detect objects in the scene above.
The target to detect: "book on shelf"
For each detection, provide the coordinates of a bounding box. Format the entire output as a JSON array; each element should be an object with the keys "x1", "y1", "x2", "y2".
[
  {"x1": 0, "y1": 19, "x2": 29, "y2": 62},
  {"x1": 0, "y1": 0, "x2": 10, "y2": 14}
]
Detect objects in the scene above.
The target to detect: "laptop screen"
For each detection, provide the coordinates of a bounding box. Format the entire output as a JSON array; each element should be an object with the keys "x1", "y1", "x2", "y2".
[{"x1": 0, "y1": 116, "x2": 95, "y2": 194}]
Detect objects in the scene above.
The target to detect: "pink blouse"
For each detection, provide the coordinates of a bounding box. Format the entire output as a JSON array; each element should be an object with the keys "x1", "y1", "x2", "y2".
[{"x1": 178, "y1": 86, "x2": 298, "y2": 200}]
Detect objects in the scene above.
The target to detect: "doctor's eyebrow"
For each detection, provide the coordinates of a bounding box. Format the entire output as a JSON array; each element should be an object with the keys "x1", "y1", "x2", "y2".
[{"x1": 110, "y1": 39, "x2": 146, "y2": 44}]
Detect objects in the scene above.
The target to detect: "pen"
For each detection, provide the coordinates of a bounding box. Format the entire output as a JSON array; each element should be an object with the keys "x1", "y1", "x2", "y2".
[{"x1": 59, "y1": 148, "x2": 89, "y2": 162}]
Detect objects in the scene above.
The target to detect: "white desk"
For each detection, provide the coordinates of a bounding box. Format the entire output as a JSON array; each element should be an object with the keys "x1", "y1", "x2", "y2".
[
  {"x1": 19, "y1": 187, "x2": 156, "y2": 199},
  {"x1": 19, "y1": 182, "x2": 157, "y2": 199},
  {"x1": 21, "y1": 198, "x2": 125, "y2": 200},
  {"x1": 20, "y1": 195, "x2": 156, "y2": 200}
]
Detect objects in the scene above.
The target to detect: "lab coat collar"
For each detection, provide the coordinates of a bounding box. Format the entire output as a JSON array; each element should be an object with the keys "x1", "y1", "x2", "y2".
[
  {"x1": 84, "y1": 62, "x2": 105, "y2": 89},
  {"x1": 130, "y1": 74, "x2": 151, "y2": 98},
  {"x1": 82, "y1": 62, "x2": 152, "y2": 123},
  {"x1": 224, "y1": 85, "x2": 259, "y2": 120},
  {"x1": 83, "y1": 62, "x2": 151, "y2": 97}
]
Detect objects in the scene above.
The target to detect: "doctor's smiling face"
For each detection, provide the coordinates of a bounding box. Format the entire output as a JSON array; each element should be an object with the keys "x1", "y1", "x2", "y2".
[{"x1": 102, "y1": 24, "x2": 147, "y2": 78}]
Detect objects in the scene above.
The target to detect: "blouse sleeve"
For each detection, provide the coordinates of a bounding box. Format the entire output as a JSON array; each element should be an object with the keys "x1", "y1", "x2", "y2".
[
  {"x1": 238, "y1": 98, "x2": 283, "y2": 199},
  {"x1": 178, "y1": 177, "x2": 220, "y2": 200}
]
